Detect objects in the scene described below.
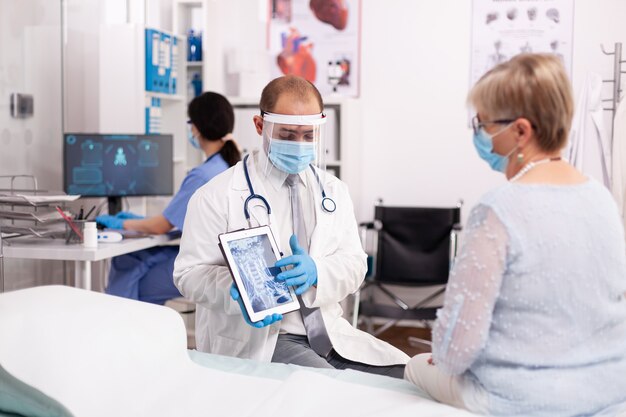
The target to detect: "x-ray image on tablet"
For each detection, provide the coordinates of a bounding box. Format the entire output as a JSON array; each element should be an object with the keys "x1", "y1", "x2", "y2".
[
  {"x1": 229, "y1": 235, "x2": 292, "y2": 311},
  {"x1": 219, "y1": 226, "x2": 300, "y2": 322}
]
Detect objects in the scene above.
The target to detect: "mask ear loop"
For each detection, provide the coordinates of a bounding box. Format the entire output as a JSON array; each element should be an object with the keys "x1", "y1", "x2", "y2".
[{"x1": 490, "y1": 122, "x2": 517, "y2": 158}]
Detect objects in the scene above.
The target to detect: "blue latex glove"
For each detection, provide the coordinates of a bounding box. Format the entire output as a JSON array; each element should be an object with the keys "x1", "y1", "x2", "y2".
[
  {"x1": 95, "y1": 215, "x2": 124, "y2": 230},
  {"x1": 230, "y1": 284, "x2": 283, "y2": 328},
  {"x1": 114, "y1": 211, "x2": 144, "y2": 220},
  {"x1": 275, "y1": 234, "x2": 317, "y2": 295}
]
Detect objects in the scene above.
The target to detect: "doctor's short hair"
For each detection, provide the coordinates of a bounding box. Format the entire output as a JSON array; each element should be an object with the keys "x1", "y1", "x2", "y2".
[
  {"x1": 259, "y1": 75, "x2": 324, "y2": 114},
  {"x1": 468, "y1": 53, "x2": 574, "y2": 152}
]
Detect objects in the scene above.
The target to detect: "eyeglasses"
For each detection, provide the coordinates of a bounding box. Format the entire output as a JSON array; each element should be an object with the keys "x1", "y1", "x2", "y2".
[{"x1": 471, "y1": 115, "x2": 516, "y2": 135}]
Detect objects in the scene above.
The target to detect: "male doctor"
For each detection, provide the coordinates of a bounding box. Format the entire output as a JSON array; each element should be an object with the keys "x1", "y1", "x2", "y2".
[{"x1": 174, "y1": 75, "x2": 408, "y2": 377}]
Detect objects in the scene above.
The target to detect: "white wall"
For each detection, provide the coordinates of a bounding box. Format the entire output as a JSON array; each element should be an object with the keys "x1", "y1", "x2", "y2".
[
  {"x1": 0, "y1": 0, "x2": 64, "y2": 290},
  {"x1": 357, "y1": 0, "x2": 483, "y2": 220},
  {"x1": 63, "y1": 0, "x2": 129, "y2": 132},
  {"x1": 202, "y1": 0, "x2": 269, "y2": 96},
  {"x1": 1, "y1": 0, "x2": 128, "y2": 291},
  {"x1": 146, "y1": 0, "x2": 173, "y2": 32},
  {"x1": 0, "y1": 1, "x2": 63, "y2": 190},
  {"x1": 355, "y1": 0, "x2": 626, "y2": 222}
]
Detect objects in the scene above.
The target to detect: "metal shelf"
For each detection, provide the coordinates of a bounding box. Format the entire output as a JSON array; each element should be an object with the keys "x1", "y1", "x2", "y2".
[
  {"x1": 145, "y1": 91, "x2": 185, "y2": 101},
  {"x1": 0, "y1": 209, "x2": 69, "y2": 223}
]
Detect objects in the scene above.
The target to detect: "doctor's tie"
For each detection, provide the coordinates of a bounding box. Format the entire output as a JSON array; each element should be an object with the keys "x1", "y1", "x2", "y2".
[{"x1": 286, "y1": 174, "x2": 334, "y2": 358}]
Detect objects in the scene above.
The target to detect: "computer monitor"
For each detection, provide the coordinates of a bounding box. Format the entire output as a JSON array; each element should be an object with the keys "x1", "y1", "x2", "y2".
[{"x1": 63, "y1": 133, "x2": 174, "y2": 214}]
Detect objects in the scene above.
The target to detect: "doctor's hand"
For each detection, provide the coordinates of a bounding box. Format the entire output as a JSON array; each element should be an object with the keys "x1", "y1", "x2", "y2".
[
  {"x1": 275, "y1": 234, "x2": 317, "y2": 296},
  {"x1": 95, "y1": 214, "x2": 125, "y2": 230},
  {"x1": 114, "y1": 211, "x2": 144, "y2": 220},
  {"x1": 230, "y1": 284, "x2": 283, "y2": 328}
]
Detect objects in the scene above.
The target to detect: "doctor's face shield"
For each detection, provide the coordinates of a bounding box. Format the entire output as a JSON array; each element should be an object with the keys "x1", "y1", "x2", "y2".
[{"x1": 261, "y1": 111, "x2": 327, "y2": 176}]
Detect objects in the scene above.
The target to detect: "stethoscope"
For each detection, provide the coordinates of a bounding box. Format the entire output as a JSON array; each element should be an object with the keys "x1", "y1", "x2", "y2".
[{"x1": 242, "y1": 154, "x2": 337, "y2": 223}]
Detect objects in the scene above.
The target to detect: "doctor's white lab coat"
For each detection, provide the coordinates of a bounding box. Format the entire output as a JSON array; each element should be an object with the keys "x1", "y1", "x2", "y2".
[{"x1": 173, "y1": 153, "x2": 409, "y2": 366}]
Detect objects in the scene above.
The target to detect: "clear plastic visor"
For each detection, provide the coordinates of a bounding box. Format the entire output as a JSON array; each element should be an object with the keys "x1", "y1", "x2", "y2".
[{"x1": 260, "y1": 112, "x2": 327, "y2": 179}]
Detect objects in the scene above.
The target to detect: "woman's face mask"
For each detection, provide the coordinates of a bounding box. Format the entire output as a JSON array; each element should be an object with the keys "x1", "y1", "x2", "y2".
[
  {"x1": 268, "y1": 138, "x2": 316, "y2": 174},
  {"x1": 472, "y1": 124, "x2": 516, "y2": 172}
]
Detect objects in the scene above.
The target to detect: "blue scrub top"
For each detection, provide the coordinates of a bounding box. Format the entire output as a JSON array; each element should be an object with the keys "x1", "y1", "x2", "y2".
[{"x1": 162, "y1": 152, "x2": 228, "y2": 230}]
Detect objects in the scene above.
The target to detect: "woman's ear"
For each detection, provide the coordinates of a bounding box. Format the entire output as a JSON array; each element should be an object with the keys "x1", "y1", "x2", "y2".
[
  {"x1": 253, "y1": 115, "x2": 264, "y2": 135},
  {"x1": 515, "y1": 118, "x2": 534, "y2": 147}
]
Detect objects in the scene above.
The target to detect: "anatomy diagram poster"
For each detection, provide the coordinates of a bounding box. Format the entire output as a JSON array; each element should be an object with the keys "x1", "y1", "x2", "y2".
[
  {"x1": 268, "y1": 0, "x2": 361, "y2": 97},
  {"x1": 470, "y1": 0, "x2": 574, "y2": 86}
]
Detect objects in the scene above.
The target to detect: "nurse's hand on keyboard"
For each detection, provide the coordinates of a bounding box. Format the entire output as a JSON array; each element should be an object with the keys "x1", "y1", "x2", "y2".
[
  {"x1": 114, "y1": 211, "x2": 144, "y2": 220},
  {"x1": 95, "y1": 215, "x2": 124, "y2": 230}
]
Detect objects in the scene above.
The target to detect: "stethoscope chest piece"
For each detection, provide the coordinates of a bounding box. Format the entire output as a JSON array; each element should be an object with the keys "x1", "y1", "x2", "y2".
[{"x1": 322, "y1": 197, "x2": 336, "y2": 213}]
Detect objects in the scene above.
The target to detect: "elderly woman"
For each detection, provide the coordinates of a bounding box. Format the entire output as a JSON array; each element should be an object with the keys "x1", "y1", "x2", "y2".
[{"x1": 405, "y1": 54, "x2": 626, "y2": 416}]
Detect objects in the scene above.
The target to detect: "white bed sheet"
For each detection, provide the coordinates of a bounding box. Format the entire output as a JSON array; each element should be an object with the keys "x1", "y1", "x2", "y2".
[
  {"x1": 0, "y1": 286, "x2": 476, "y2": 417},
  {"x1": 188, "y1": 349, "x2": 423, "y2": 396}
]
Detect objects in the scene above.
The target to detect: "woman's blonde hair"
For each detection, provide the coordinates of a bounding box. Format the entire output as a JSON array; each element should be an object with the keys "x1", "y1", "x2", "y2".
[{"x1": 468, "y1": 53, "x2": 574, "y2": 152}]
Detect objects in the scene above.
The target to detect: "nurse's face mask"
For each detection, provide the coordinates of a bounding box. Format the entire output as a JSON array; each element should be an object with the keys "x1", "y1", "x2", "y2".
[
  {"x1": 471, "y1": 115, "x2": 517, "y2": 173},
  {"x1": 261, "y1": 112, "x2": 327, "y2": 175},
  {"x1": 187, "y1": 121, "x2": 201, "y2": 150}
]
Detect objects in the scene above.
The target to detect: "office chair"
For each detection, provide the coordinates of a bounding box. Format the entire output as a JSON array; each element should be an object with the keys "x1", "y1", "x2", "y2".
[{"x1": 352, "y1": 202, "x2": 462, "y2": 344}]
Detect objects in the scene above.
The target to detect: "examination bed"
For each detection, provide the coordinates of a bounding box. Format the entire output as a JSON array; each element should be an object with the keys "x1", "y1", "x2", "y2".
[{"x1": 0, "y1": 286, "x2": 476, "y2": 417}]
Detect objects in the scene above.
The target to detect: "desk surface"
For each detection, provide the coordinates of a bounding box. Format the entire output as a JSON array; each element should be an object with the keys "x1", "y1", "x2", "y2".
[{"x1": 3, "y1": 234, "x2": 175, "y2": 262}]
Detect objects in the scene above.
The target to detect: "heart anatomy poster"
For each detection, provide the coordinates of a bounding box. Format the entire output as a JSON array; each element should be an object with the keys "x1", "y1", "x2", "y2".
[
  {"x1": 470, "y1": 0, "x2": 574, "y2": 86},
  {"x1": 268, "y1": 0, "x2": 361, "y2": 97}
]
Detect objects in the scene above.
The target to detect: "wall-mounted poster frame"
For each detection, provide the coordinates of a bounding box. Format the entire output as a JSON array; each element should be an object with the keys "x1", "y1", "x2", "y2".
[
  {"x1": 267, "y1": 0, "x2": 362, "y2": 98},
  {"x1": 470, "y1": 0, "x2": 574, "y2": 88}
]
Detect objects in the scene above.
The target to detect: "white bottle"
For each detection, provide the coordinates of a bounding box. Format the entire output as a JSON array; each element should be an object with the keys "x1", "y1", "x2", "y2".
[{"x1": 83, "y1": 222, "x2": 98, "y2": 248}]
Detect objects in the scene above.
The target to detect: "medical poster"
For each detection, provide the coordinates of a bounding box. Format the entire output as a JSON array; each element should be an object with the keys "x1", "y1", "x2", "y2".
[
  {"x1": 268, "y1": 0, "x2": 361, "y2": 97},
  {"x1": 470, "y1": 0, "x2": 574, "y2": 86}
]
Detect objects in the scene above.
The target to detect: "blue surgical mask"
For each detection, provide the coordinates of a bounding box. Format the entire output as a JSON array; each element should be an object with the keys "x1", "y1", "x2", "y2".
[
  {"x1": 268, "y1": 139, "x2": 316, "y2": 174},
  {"x1": 187, "y1": 129, "x2": 201, "y2": 150},
  {"x1": 472, "y1": 125, "x2": 516, "y2": 172}
]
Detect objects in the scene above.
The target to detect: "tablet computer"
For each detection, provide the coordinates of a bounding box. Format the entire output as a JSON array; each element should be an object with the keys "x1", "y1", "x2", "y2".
[{"x1": 218, "y1": 226, "x2": 300, "y2": 322}]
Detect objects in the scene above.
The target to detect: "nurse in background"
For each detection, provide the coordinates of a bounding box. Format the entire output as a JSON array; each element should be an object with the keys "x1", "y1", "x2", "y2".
[{"x1": 96, "y1": 92, "x2": 241, "y2": 304}]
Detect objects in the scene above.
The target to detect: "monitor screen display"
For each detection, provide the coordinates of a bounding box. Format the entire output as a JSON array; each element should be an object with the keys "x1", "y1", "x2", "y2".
[{"x1": 63, "y1": 133, "x2": 173, "y2": 197}]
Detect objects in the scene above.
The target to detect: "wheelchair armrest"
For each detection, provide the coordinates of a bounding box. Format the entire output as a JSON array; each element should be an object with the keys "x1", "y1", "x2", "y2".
[
  {"x1": 359, "y1": 221, "x2": 376, "y2": 229},
  {"x1": 359, "y1": 220, "x2": 383, "y2": 231}
]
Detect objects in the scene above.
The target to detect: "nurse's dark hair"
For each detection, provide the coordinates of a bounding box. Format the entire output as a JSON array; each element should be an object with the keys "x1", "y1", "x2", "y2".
[
  {"x1": 259, "y1": 75, "x2": 324, "y2": 114},
  {"x1": 187, "y1": 92, "x2": 241, "y2": 167}
]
